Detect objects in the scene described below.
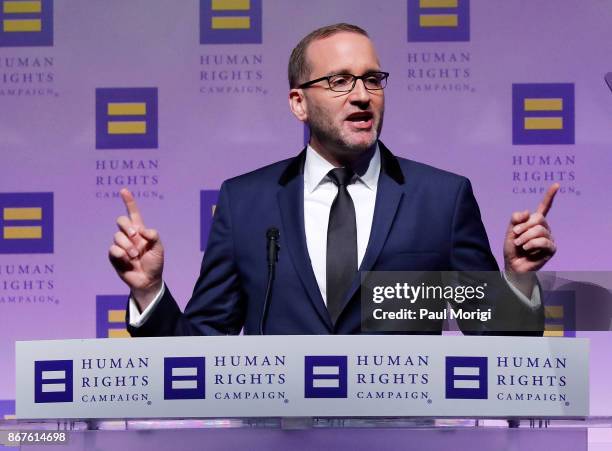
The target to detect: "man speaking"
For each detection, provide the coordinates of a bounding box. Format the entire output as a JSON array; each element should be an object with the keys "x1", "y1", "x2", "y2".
[{"x1": 108, "y1": 24, "x2": 558, "y2": 336}]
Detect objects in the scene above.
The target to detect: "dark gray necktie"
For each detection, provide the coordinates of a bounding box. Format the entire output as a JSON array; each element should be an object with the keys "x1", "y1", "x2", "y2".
[{"x1": 326, "y1": 167, "x2": 357, "y2": 324}]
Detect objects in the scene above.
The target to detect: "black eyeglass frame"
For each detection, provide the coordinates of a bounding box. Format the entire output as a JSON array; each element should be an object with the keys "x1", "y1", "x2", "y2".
[{"x1": 297, "y1": 71, "x2": 390, "y2": 92}]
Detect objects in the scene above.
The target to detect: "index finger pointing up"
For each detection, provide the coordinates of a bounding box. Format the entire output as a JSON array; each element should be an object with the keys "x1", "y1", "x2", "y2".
[
  {"x1": 120, "y1": 188, "x2": 145, "y2": 227},
  {"x1": 536, "y1": 183, "x2": 560, "y2": 217}
]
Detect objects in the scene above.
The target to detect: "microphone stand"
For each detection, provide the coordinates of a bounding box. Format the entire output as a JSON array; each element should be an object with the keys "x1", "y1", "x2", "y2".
[{"x1": 259, "y1": 228, "x2": 279, "y2": 335}]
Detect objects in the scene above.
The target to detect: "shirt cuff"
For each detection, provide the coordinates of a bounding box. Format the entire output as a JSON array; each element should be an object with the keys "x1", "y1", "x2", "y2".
[
  {"x1": 128, "y1": 282, "x2": 166, "y2": 328},
  {"x1": 502, "y1": 272, "x2": 541, "y2": 310}
]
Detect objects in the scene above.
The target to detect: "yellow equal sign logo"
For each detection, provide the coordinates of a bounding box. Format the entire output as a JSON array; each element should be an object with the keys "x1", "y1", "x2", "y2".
[
  {"x1": 544, "y1": 305, "x2": 564, "y2": 337},
  {"x1": 523, "y1": 98, "x2": 564, "y2": 130},
  {"x1": 2, "y1": 1, "x2": 42, "y2": 32},
  {"x1": 419, "y1": 0, "x2": 458, "y2": 28},
  {"x1": 211, "y1": 0, "x2": 251, "y2": 30},
  {"x1": 2, "y1": 206, "x2": 42, "y2": 239},
  {"x1": 107, "y1": 309, "x2": 130, "y2": 338},
  {"x1": 107, "y1": 102, "x2": 147, "y2": 135}
]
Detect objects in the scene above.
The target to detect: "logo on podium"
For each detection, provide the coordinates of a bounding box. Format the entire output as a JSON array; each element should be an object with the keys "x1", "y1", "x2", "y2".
[
  {"x1": 304, "y1": 356, "x2": 347, "y2": 399},
  {"x1": 34, "y1": 360, "x2": 73, "y2": 403},
  {"x1": 445, "y1": 356, "x2": 487, "y2": 399},
  {"x1": 164, "y1": 357, "x2": 206, "y2": 400}
]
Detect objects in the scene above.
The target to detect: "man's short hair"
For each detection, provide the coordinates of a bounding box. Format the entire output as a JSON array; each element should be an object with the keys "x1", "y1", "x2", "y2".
[{"x1": 288, "y1": 23, "x2": 369, "y2": 89}]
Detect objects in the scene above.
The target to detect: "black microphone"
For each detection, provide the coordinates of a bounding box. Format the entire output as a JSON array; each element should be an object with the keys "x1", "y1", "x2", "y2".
[
  {"x1": 266, "y1": 227, "x2": 280, "y2": 267},
  {"x1": 260, "y1": 227, "x2": 280, "y2": 335},
  {"x1": 606, "y1": 73, "x2": 612, "y2": 93}
]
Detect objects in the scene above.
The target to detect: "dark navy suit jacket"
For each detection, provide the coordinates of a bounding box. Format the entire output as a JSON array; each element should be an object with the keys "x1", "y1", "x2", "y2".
[{"x1": 128, "y1": 142, "x2": 539, "y2": 336}]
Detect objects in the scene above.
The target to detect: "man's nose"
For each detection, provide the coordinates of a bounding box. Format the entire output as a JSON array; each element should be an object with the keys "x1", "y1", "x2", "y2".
[{"x1": 348, "y1": 78, "x2": 371, "y2": 104}]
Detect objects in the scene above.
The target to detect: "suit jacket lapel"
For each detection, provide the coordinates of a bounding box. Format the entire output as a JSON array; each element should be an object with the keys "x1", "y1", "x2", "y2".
[
  {"x1": 277, "y1": 143, "x2": 405, "y2": 329},
  {"x1": 277, "y1": 151, "x2": 333, "y2": 330}
]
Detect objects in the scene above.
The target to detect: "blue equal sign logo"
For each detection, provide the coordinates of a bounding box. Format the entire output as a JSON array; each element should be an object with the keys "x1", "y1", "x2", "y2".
[
  {"x1": 34, "y1": 360, "x2": 73, "y2": 403},
  {"x1": 407, "y1": 0, "x2": 470, "y2": 42},
  {"x1": 96, "y1": 295, "x2": 130, "y2": 338},
  {"x1": 445, "y1": 356, "x2": 487, "y2": 399},
  {"x1": 200, "y1": 0, "x2": 262, "y2": 44},
  {"x1": 95, "y1": 87, "x2": 158, "y2": 149},
  {"x1": 200, "y1": 190, "x2": 220, "y2": 251},
  {"x1": 164, "y1": 357, "x2": 206, "y2": 400},
  {"x1": 304, "y1": 356, "x2": 347, "y2": 399},
  {"x1": 512, "y1": 83, "x2": 575, "y2": 145},
  {"x1": 0, "y1": 0, "x2": 53, "y2": 47},
  {"x1": 0, "y1": 192, "x2": 53, "y2": 254}
]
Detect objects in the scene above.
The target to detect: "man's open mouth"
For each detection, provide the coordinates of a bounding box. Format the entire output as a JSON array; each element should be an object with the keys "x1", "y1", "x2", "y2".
[{"x1": 346, "y1": 112, "x2": 373, "y2": 129}]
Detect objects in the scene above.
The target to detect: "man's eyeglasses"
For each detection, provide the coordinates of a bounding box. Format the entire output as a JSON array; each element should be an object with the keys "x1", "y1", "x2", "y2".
[{"x1": 298, "y1": 71, "x2": 389, "y2": 93}]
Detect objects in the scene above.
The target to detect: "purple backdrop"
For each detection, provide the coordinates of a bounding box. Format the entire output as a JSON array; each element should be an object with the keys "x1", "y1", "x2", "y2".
[{"x1": 1, "y1": 0, "x2": 611, "y2": 418}]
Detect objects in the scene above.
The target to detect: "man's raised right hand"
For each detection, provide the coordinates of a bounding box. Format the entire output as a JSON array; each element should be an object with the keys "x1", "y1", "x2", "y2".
[{"x1": 108, "y1": 188, "x2": 164, "y2": 312}]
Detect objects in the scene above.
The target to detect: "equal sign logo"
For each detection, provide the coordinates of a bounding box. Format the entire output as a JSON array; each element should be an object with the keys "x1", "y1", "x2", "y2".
[
  {"x1": 164, "y1": 357, "x2": 206, "y2": 400},
  {"x1": 95, "y1": 295, "x2": 129, "y2": 338},
  {"x1": 407, "y1": 0, "x2": 470, "y2": 42},
  {"x1": 34, "y1": 360, "x2": 73, "y2": 403},
  {"x1": 544, "y1": 291, "x2": 576, "y2": 338},
  {"x1": 95, "y1": 87, "x2": 158, "y2": 149},
  {"x1": 512, "y1": 83, "x2": 575, "y2": 145},
  {"x1": 200, "y1": 0, "x2": 262, "y2": 44},
  {"x1": 0, "y1": 192, "x2": 53, "y2": 254},
  {"x1": 200, "y1": 190, "x2": 219, "y2": 251},
  {"x1": 445, "y1": 356, "x2": 487, "y2": 399},
  {"x1": 0, "y1": 0, "x2": 53, "y2": 47},
  {"x1": 304, "y1": 356, "x2": 347, "y2": 399}
]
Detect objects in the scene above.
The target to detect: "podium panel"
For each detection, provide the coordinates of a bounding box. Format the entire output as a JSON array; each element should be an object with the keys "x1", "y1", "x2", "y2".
[{"x1": 15, "y1": 336, "x2": 588, "y2": 419}]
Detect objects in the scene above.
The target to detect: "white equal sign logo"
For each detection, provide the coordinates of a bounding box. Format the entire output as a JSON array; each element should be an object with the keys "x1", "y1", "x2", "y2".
[
  {"x1": 311, "y1": 365, "x2": 340, "y2": 388},
  {"x1": 40, "y1": 370, "x2": 66, "y2": 392},
  {"x1": 171, "y1": 367, "x2": 199, "y2": 390},
  {"x1": 452, "y1": 366, "x2": 480, "y2": 389}
]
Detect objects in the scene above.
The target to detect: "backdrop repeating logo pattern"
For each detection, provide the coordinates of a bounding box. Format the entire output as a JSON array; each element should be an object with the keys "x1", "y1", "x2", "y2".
[
  {"x1": 512, "y1": 83, "x2": 575, "y2": 145},
  {"x1": 163, "y1": 357, "x2": 206, "y2": 400},
  {"x1": 95, "y1": 88, "x2": 158, "y2": 149},
  {"x1": 200, "y1": 0, "x2": 262, "y2": 44},
  {"x1": 34, "y1": 360, "x2": 73, "y2": 403},
  {"x1": 0, "y1": 0, "x2": 52, "y2": 47},
  {"x1": 200, "y1": 190, "x2": 219, "y2": 251},
  {"x1": 407, "y1": 0, "x2": 469, "y2": 42},
  {"x1": 0, "y1": 192, "x2": 53, "y2": 254},
  {"x1": 445, "y1": 356, "x2": 487, "y2": 399},
  {"x1": 304, "y1": 355, "x2": 347, "y2": 399},
  {"x1": 95, "y1": 295, "x2": 129, "y2": 338}
]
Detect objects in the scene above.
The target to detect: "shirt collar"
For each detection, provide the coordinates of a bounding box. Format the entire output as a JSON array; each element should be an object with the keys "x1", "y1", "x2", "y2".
[{"x1": 304, "y1": 143, "x2": 381, "y2": 193}]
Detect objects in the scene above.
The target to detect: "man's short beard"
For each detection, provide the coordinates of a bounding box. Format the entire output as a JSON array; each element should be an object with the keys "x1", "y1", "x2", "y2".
[{"x1": 306, "y1": 104, "x2": 382, "y2": 154}]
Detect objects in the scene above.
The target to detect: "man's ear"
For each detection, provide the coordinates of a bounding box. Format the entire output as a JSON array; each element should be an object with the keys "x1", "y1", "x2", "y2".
[{"x1": 288, "y1": 89, "x2": 308, "y2": 121}]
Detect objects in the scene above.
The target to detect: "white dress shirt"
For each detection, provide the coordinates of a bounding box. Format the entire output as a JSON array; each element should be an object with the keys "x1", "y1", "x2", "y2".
[{"x1": 303, "y1": 144, "x2": 380, "y2": 304}]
